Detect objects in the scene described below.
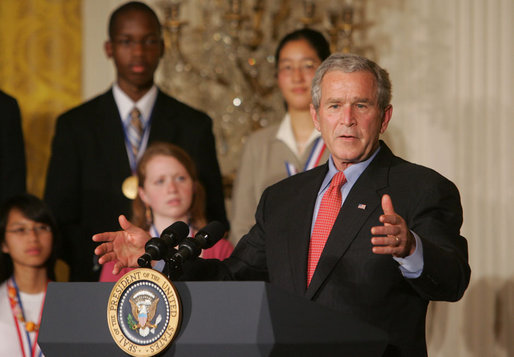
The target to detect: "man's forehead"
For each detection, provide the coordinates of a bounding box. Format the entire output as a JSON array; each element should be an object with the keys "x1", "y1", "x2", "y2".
[
  {"x1": 321, "y1": 69, "x2": 376, "y2": 83},
  {"x1": 319, "y1": 70, "x2": 378, "y2": 101}
]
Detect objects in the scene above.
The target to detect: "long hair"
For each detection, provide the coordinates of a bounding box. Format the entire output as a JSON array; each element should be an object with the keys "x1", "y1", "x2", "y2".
[
  {"x1": 0, "y1": 193, "x2": 59, "y2": 283},
  {"x1": 132, "y1": 142, "x2": 207, "y2": 232}
]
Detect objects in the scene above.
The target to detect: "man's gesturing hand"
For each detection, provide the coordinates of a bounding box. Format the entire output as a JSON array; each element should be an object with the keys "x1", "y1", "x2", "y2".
[
  {"x1": 92, "y1": 215, "x2": 151, "y2": 275},
  {"x1": 371, "y1": 194, "x2": 415, "y2": 258}
]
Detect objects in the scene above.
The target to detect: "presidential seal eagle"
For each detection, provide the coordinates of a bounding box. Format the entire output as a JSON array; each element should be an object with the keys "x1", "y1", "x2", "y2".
[{"x1": 129, "y1": 290, "x2": 162, "y2": 337}]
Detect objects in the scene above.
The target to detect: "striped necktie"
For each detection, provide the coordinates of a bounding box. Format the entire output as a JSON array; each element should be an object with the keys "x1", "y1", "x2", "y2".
[
  {"x1": 307, "y1": 171, "x2": 347, "y2": 286},
  {"x1": 128, "y1": 107, "x2": 143, "y2": 158}
]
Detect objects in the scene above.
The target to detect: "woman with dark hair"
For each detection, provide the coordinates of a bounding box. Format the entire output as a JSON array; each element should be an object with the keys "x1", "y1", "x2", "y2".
[
  {"x1": 0, "y1": 193, "x2": 59, "y2": 357},
  {"x1": 230, "y1": 28, "x2": 331, "y2": 243},
  {"x1": 100, "y1": 142, "x2": 233, "y2": 281}
]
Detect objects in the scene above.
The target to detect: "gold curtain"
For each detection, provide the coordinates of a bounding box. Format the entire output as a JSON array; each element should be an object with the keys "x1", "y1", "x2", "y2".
[{"x1": 0, "y1": 0, "x2": 82, "y2": 197}]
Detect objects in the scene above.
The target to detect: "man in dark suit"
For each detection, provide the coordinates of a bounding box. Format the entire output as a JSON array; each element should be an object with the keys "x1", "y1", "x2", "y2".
[
  {"x1": 0, "y1": 90, "x2": 26, "y2": 205},
  {"x1": 45, "y1": 1, "x2": 227, "y2": 282},
  {"x1": 94, "y1": 53, "x2": 470, "y2": 356}
]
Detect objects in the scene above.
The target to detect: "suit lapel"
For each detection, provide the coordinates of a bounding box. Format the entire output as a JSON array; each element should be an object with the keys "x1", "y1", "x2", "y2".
[
  {"x1": 96, "y1": 90, "x2": 132, "y2": 177},
  {"x1": 147, "y1": 90, "x2": 179, "y2": 144},
  {"x1": 286, "y1": 166, "x2": 328, "y2": 296},
  {"x1": 305, "y1": 145, "x2": 392, "y2": 299}
]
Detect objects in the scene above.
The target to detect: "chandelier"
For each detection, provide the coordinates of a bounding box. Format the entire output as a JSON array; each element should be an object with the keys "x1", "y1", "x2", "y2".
[{"x1": 156, "y1": 0, "x2": 372, "y2": 187}]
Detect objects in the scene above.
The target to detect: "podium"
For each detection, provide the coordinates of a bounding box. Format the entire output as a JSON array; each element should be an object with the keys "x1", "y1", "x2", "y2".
[{"x1": 39, "y1": 281, "x2": 387, "y2": 356}]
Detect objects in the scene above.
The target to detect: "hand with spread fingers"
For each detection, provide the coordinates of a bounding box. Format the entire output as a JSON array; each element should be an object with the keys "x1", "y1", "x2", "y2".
[
  {"x1": 92, "y1": 215, "x2": 150, "y2": 275},
  {"x1": 371, "y1": 194, "x2": 416, "y2": 258}
]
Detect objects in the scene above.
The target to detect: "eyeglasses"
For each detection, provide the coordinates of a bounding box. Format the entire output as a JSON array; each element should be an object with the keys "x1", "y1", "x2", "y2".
[
  {"x1": 6, "y1": 225, "x2": 52, "y2": 236},
  {"x1": 278, "y1": 60, "x2": 320, "y2": 76},
  {"x1": 111, "y1": 37, "x2": 161, "y2": 49}
]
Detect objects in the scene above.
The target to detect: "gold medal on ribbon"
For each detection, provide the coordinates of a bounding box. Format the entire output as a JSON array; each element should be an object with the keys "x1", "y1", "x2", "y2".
[{"x1": 122, "y1": 175, "x2": 139, "y2": 200}]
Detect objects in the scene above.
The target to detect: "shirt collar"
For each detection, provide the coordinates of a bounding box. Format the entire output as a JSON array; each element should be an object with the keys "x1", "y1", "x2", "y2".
[
  {"x1": 319, "y1": 145, "x2": 382, "y2": 195},
  {"x1": 112, "y1": 83, "x2": 158, "y2": 124},
  {"x1": 275, "y1": 113, "x2": 321, "y2": 157}
]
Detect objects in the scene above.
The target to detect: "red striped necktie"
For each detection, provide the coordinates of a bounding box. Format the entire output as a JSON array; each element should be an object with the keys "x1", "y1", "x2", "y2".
[{"x1": 307, "y1": 171, "x2": 347, "y2": 286}]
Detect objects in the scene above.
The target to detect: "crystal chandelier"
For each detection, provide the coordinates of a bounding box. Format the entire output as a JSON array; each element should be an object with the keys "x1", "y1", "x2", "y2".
[{"x1": 156, "y1": 0, "x2": 372, "y2": 186}]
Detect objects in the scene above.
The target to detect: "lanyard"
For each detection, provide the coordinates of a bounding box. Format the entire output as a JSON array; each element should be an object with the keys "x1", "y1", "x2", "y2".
[
  {"x1": 7, "y1": 277, "x2": 47, "y2": 357},
  {"x1": 285, "y1": 137, "x2": 326, "y2": 176}
]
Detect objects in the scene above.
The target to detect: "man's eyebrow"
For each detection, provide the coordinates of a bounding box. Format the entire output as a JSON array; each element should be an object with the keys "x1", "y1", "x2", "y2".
[
  {"x1": 353, "y1": 97, "x2": 374, "y2": 103},
  {"x1": 324, "y1": 97, "x2": 374, "y2": 104}
]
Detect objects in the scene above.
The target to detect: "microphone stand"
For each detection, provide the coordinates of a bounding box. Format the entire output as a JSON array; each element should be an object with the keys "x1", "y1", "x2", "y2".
[
  {"x1": 164, "y1": 236, "x2": 205, "y2": 279},
  {"x1": 163, "y1": 248, "x2": 182, "y2": 280}
]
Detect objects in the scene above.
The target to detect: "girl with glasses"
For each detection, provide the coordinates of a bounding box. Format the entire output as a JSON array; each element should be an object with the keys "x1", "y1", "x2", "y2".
[
  {"x1": 0, "y1": 193, "x2": 59, "y2": 357},
  {"x1": 230, "y1": 29, "x2": 331, "y2": 244}
]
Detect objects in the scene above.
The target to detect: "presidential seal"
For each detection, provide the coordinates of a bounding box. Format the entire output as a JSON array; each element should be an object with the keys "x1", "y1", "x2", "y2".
[{"x1": 107, "y1": 268, "x2": 181, "y2": 356}]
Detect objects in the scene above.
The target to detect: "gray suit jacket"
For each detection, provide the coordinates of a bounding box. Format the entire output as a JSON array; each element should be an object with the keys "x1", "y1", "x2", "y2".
[{"x1": 230, "y1": 121, "x2": 330, "y2": 243}]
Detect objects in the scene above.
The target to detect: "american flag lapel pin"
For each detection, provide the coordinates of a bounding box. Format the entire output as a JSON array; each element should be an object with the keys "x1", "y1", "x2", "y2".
[{"x1": 357, "y1": 203, "x2": 366, "y2": 210}]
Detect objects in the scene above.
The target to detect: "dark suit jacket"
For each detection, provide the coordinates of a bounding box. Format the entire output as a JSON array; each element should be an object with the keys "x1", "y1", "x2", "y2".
[
  {"x1": 0, "y1": 90, "x2": 26, "y2": 205},
  {"x1": 183, "y1": 142, "x2": 470, "y2": 356},
  {"x1": 44, "y1": 88, "x2": 227, "y2": 281}
]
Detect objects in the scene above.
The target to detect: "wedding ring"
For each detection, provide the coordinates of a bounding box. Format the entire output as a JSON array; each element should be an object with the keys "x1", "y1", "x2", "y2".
[{"x1": 394, "y1": 236, "x2": 400, "y2": 245}]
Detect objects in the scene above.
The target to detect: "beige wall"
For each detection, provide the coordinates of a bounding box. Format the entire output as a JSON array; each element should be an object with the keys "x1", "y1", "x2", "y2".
[
  {"x1": 83, "y1": 1, "x2": 513, "y2": 356},
  {"x1": 82, "y1": 0, "x2": 120, "y2": 100},
  {"x1": 364, "y1": 1, "x2": 513, "y2": 356}
]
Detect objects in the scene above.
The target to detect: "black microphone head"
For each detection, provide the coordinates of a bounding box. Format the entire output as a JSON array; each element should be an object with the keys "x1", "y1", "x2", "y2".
[
  {"x1": 138, "y1": 253, "x2": 152, "y2": 268},
  {"x1": 161, "y1": 221, "x2": 189, "y2": 246},
  {"x1": 195, "y1": 221, "x2": 226, "y2": 248},
  {"x1": 137, "y1": 237, "x2": 168, "y2": 264}
]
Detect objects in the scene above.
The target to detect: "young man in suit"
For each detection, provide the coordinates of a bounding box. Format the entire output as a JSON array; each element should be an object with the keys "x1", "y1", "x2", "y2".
[
  {"x1": 45, "y1": 1, "x2": 227, "y2": 282},
  {"x1": 0, "y1": 90, "x2": 26, "y2": 205},
  {"x1": 94, "y1": 53, "x2": 470, "y2": 355}
]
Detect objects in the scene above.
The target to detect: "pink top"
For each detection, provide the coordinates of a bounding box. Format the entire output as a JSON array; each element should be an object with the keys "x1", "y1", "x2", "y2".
[{"x1": 99, "y1": 238, "x2": 234, "y2": 282}]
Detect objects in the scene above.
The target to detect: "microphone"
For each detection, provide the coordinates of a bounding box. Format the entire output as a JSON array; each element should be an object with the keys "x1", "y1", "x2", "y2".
[
  {"x1": 137, "y1": 221, "x2": 189, "y2": 267},
  {"x1": 168, "y1": 221, "x2": 226, "y2": 268}
]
